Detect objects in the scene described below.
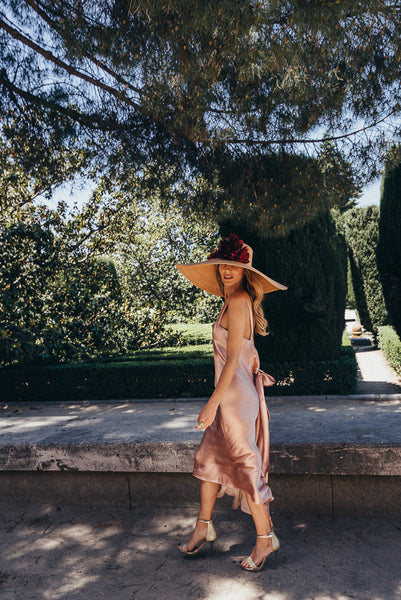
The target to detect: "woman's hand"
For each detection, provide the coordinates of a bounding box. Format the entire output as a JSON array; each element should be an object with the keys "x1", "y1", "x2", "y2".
[{"x1": 195, "y1": 400, "x2": 218, "y2": 430}]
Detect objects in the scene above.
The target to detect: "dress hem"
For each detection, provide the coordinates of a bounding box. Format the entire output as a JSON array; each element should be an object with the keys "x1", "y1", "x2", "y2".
[{"x1": 192, "y1": 470, "x2": 273, "y2": 513}]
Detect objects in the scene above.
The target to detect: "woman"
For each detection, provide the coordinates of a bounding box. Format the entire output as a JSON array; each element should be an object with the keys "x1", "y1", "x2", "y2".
[{"x1": 175, "y1": 233, "x2": 287, "y2": 571}]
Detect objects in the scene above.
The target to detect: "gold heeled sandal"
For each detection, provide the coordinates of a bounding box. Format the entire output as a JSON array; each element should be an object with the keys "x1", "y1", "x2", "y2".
[
  {"x1": 241, "y1": 530, "x2": 280, "y2": 572},
  {"x1": 178, "y1": 518, "x2": 217, "y2": 556}
]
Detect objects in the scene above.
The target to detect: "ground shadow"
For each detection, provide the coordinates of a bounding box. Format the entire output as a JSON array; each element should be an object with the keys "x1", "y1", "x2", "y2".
[{"x1": 0, "y1": 504, "x2": 400, "y2": 600}]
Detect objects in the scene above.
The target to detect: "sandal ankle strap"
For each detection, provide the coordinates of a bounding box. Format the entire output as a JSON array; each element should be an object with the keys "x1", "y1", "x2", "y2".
[
  {"x1": 257, "y1": 530, "x2": 274, "y2": 539},
  {"x1": 198, "y1": 518, "x2": 212, "y2": 524}
]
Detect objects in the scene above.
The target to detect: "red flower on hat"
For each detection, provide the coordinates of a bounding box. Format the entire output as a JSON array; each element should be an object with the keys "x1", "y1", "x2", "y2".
[{"x1": 208, "y1": 233, "x2": 249, "y2": 263}]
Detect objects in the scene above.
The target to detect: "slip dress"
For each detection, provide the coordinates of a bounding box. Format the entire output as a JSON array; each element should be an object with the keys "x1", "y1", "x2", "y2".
[{"x1": 193, "y1": 297, "x2": 275, "y2": 514}]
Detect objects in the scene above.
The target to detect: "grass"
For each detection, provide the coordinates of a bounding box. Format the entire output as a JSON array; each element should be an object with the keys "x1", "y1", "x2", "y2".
[
  {"x1": 68, "y1": 324, "x2": 351, "y2": 365},
  {"x1": 172, "y1": 322, "x2": 213, "y2": 345},
  {"x1": 342, "y1": 328, "x2": 353, "y2": 348},
  {"x1": 129, "y1": 343, "x2": 213, "y2": 362}
]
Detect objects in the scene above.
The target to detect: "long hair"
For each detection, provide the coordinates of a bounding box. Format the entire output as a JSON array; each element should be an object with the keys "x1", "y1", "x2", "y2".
[
  {"x1": 216, "y1": 267, "x2": 268, "y2": 336},
  {"x1": 243, "y1": 270, "x2": 268, "y2": 336}
]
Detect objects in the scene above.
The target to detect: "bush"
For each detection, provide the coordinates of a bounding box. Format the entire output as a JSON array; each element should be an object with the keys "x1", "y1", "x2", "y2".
[
  {"x1": 377, "y1": 150, "x2": 401, "y2": 339},
  {"x1": 378, "y1": 326, "x2": 401, "y2": 377},
  {"x1": 265, "y1": 350, "x2": 357, "y2": 396},
  {"x1": 0, "y1": 210, "x2": 177, "y2": 367},
  {"x1": 340, "y1": 206, "x2": 389, "y2": 337},
  {"x1": 0, "y1": 344, "x2": 357, "y2": 401},
  {"x1": 220, "y1": 210, "x2": 347, "y2": 361}
]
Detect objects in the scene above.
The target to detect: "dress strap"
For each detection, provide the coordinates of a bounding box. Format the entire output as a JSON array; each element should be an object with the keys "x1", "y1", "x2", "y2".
[
  {"x1": 217, "y1": 297, "x2": 253, "y2": 340},
  {"x1": 216, "y1": 299, "x2": 228, "y2": 326},
  {"x1": 246, "y1": 299, "x2": 254, "y2": 341}
]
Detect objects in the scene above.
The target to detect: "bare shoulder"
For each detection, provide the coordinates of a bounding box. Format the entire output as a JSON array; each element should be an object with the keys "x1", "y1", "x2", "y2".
[{"x1": 227, "y1": 292, "x2": 250, "y2": 313}]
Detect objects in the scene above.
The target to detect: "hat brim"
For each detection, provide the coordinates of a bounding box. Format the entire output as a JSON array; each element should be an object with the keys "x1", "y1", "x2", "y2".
[{"x1": 175, "y1": 258, "x2": 288, "y2": 297}]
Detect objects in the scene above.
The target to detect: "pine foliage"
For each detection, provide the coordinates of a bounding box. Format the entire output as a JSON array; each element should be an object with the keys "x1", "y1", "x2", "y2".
[{"x1": 0, "y1": 0, "x2": 399, "y2": 233}]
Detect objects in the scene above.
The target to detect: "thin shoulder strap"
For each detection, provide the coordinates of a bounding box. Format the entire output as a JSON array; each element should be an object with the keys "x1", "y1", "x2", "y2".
[
  {"x1": 247, "y1": 299, "x2": 254, "y2": 341},
  {"x1": 217, "y1": 298, "x2": 228, "y2": 325},
  {"x1": 218, "y1": 297, "x2": 253, "y2": 339}
]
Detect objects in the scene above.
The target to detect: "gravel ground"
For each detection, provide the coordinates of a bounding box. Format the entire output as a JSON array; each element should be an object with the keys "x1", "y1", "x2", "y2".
[{"x1": 1, "y1": 503, "x2": 400, "y2": 600}]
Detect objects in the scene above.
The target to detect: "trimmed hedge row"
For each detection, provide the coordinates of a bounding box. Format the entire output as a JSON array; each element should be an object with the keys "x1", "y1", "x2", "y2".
[
  {"x1": 0, "y1": 349, "x2": 357, "y2": 401},
  {"x1": 378, "y1": 326, "x2": 401, "y2": 377}
]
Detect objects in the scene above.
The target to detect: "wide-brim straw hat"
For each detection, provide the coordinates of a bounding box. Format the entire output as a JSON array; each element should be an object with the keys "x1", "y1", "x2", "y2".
[{"x1": 175, "y1": 234, "x2": 287, "y2": 297}]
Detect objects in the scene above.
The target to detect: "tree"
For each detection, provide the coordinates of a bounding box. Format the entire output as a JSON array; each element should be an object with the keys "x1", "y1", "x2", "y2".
[
  {"x1": 0, "y1": 0, "x2": 398, "y2": 233},
  {"x1": 0, "y1": 151, "x2": 226, "y2": 366},
  {"x1": 0, "y1": 200, "x2": 160, "y2": 366},
  {"x1": 74, "y1": 166, "x2": 222, "y2": 322},
  {"x1": 206, "y1": 143, "x2": 360, "y2": 237},
  {"x1": 0, "y1": 106, "x2": 90, "y2": 221},
  {"x1": 377, "y1": 147, "x2": 401, "y2": 338},
  {"x1": 0, "y1": 188, "x2": 180, "y2": 367},
  {"x1": 220, "y1": 210, "x2": 347, "y2": 361},
  {"x1": 341, "y1": 206, "x2": 389, "y2": 338}
]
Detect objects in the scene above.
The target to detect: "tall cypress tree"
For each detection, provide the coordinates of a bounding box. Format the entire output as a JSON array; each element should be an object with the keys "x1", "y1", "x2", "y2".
[
  {"x1": 377, "y1": 149, "x2": 401, "y2": 338},
  {"x1": 341, "y1": 206, "x2": 389, "y2": 337},
  {"x1": 220, "y1": 210, "x2": 347, "y2": 362}
]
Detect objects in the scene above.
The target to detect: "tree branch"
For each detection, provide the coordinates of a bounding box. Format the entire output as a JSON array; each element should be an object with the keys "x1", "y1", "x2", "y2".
[
  {"x1": 0, "y1": 70, "x2": 133, "y2": 134},
  {"x1": 202, "y1": 108, "x2": 400, "y2": 146},
  {"x1": 24, "y1": 0, "x2": 143, "y2": 97},
  {"x1": 0, "y1": 16, "x2": 143, "y2": 112},
  {"x1": 2, "y1": 10, "x2": 399, "y2": 151}
]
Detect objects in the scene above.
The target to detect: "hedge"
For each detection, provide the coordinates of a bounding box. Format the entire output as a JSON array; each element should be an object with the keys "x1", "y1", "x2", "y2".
[
  {"x1": 0, "y1": 348, "x2": 357, "y2": 402},
  {"x1": 378, "y1": 326, "x2": 401, "y2": 377}
]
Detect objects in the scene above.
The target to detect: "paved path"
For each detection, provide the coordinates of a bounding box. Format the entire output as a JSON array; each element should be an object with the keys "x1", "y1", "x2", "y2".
[
  {"x1": 1, "y1": 321, "x2": 401, "y2": 599},
  {"x1": 355, "y1": 347, "x2": 401, "y2": 394},
  {"x1": 0, "y1": 503, "x2": 400, "y2": 600},
  {"x1": 1, "y1": 395, "x2": 401, "y2": 448},
  {"x1": 345, "y1": 308, "x2": 401, "y2": 394}
]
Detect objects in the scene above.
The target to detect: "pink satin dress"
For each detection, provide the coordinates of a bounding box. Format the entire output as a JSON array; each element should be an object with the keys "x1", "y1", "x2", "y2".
[{"x1": 193, "y1": 299, "x2": 275, "y2": 514}]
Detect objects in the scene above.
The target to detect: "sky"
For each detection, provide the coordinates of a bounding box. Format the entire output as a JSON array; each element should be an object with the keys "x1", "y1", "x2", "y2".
[
  {"x1": 358, "y1": 177, "x2": 381, "y2": 207},
  {"x1": 43, "y1": 174, "x2": 382, "y2": 210}
]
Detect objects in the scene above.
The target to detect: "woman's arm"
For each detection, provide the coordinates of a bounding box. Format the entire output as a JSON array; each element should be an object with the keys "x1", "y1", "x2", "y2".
[{"x1": 197, "y1": 295, "x2": 248, "y2": 429}]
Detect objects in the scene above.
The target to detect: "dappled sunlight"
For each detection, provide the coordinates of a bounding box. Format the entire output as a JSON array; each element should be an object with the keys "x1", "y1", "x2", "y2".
[
  {"x1": 153, "y1": 414, "x2": 198, "y2": 431},
  {"x1": 2, "y1": 397, "x2": 400, "y2": 452},
  {"x1": 58, "y1": 524, "x2": 94, "y2": 541},
  {"x1": 0, "y1": 415, "x2": 72, "y2": 435},
  {"x1": 43, "y1": 573, "x2": 99, "y2": 600},
  {"x1": 67, "y1": 404, "x2": 100, "y2": 413},
  {"x1": 199, "y1": 574, "x2": 270, "y2": 600},
  {"x1": 308, "y1": 596, "x2": 395, "y2": 600},
  {"x1": 0, "y1": 401, "x2": 203, "y2": 447},
  {"x1": 293, "y1": 521, "x2": 308, "y2": 531},
  {"x1": 32, "y1": 538, "x2": 61, "y2": 551},
  {"x1": 0, "y1": 506, "x2": 400, "y2": 600}
]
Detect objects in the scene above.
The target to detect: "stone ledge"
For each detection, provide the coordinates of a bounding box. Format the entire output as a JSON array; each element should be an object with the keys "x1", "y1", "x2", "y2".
[
  {"x1": 1, "y1": 441, "x2": 400, "y2": 476},
  {"x1": 0, "y1": 471, "x2": 400, "y2": 518}
]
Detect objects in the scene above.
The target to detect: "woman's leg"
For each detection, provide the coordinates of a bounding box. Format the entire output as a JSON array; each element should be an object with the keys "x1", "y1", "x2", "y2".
[
  {"x1": 240, "y1": 493, "x2": 274, "y2": 569},
  {"x1": 178, "y1": 481, "x2": 219, "y2": 552}
]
